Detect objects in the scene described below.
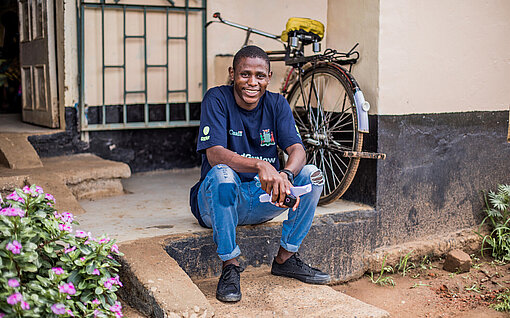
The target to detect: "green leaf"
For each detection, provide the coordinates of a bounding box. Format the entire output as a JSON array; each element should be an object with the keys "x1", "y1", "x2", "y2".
[
  {"x1": 22, "y1": 263, "x2": 38, "y2": 272},
  {"x1": 43, "y1": 245, "x2": 53, "y2": 254},
  {"x1": 95, "y1": 287, "x2": 103, "y2": 295}
]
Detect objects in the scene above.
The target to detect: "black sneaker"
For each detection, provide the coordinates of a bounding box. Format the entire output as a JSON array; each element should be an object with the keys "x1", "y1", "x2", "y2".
[
  {"x1": 216, "y1": 264, "x2": 243, "y2": 302},
  {"x1": 271, "y1": 253, "x2": 331, "y2": 285}
]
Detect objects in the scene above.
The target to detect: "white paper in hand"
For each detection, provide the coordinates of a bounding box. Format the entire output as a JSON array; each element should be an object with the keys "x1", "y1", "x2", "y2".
[{"x1": 259, "y1": 184, "x2": 312, "y2": 203}]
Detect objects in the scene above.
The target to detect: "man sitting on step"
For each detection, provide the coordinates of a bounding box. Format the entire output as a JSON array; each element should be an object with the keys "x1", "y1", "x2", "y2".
[{"x1": 189, "y1": 45, "x2": 330, "y2": 302}]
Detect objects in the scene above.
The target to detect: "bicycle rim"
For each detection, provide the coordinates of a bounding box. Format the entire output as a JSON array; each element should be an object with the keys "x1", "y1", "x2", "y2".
[{"x1": 287, "y1": 64, "x2": 363, "y2": 205}]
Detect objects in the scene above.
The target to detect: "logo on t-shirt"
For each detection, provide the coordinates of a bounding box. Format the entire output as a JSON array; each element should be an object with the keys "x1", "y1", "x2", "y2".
[
  {"x1": 260, "y1": 129, "x2": 275, "y2": 146},
  {"x1": 201, "y1": 126, "x2": 210, "y2": 141},
  {"x1": 229, "y1": 129, "x2": 243, "y2": 137}
]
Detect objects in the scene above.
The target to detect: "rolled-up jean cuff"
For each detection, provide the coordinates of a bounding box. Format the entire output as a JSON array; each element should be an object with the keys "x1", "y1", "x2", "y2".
[
  {"x1": 280, "y1": 241, "x2": 299, "y2": 253},
  {"x1": 218, "y1": 245, "x2": 241, "y2": 262}
]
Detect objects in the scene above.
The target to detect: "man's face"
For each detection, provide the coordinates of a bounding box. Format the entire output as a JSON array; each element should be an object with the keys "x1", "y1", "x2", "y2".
[{"x1": 229, "y1": 56, "x2": 272, "y2": 111}]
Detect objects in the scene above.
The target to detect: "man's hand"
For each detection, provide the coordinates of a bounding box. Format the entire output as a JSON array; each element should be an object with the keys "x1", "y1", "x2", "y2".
[{"x1": 255, "y1": 160, "x2": 286, "y2": 203}]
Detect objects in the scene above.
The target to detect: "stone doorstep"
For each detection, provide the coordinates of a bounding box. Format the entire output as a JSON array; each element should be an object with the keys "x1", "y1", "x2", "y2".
[
  {"x1": 165, "y1": 209, "x2": 379, "y2": 283},
  {"x1": 0, "y1": 133, "x2": 43, "y2": 169},
  {"x1": 117, "y1": 236, "x2": 214, "y2": 318},
  {"x1": 117, "y1": 235, "x2": 389, "y2": 318},
  {"x1": 0, "y1": 153, "x2": 131, "y2": 215}
]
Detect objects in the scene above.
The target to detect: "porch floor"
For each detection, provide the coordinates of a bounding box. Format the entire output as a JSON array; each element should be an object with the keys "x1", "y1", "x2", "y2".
[{"x1": 76, "y1": 168, "x2": 372, "y2": 243}]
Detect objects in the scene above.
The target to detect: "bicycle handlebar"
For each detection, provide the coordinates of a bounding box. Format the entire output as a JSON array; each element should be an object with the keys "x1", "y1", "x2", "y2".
[{"x1": 206, "y1": 12, "x2": 281, "y2": 41}]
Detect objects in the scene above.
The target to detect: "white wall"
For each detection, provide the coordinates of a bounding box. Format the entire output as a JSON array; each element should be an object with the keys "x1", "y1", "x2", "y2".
[
  {"x1": 378, "y1": 0, "x2": 510, "y2": 115},
  {"x1": 326, "y1": 0, "x2": 379, "y2": 114},
  {"x1": 64, "y1": 0, "x2": 79, "y2": 108}
]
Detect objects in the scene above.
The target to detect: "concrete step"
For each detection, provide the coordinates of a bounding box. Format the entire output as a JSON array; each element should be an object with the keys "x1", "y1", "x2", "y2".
[
  {"x1": 0, "y1": 133, "x2": 43, "y2": 169},
  {"x1": 117, "y1": 236, "x2": 214, "y2": 318},
  {"x1": 165, "y1": 208, "x2": 378, "y2": 283},
  {"x1": 0, "y1": 153, "x2": 131, "y2": 215},
  {"x1": 195, "y1": 266, "x2": 389, "y2": 318}
]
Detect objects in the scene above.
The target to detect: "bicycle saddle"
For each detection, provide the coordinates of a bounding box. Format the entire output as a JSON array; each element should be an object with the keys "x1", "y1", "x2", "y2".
[{"x1": 281, "y1": 17, "x2": 324, "y2": 44}]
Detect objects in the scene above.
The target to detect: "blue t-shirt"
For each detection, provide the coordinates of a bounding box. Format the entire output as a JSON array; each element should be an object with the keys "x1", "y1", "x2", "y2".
[{"x1": 189, "y1": 85, "x2": 303, "y2": 226}]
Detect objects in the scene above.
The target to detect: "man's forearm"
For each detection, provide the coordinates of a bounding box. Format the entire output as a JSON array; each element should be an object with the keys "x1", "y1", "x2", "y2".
[{"x1": 282, "y1": 144, "x2": 306, "y2": 177}]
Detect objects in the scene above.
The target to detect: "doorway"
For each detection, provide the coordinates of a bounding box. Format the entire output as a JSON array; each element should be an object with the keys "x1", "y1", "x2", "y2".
[{"x1": 0, "y1": 0, "x2": 20, "y2": 115}]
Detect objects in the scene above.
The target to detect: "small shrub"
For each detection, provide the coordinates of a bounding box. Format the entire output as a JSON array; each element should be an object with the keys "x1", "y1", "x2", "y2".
[
  {"x1": 368, "y1": 255, "x2": 395, "y2": 286},
  {"x1": 492, "y1": 290, "x2": 510, "y2": 312},
  {"x1": 0, "y1": 185, "x2": 124, "y2": 317},
  {"x1": 477, "y1": 184, "x2": 510, "y2": 261}
]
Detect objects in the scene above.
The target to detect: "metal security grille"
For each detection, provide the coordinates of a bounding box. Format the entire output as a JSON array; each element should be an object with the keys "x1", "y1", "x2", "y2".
[{"x1": 78, "y1": 0, "x2": 207, "y2": 131}]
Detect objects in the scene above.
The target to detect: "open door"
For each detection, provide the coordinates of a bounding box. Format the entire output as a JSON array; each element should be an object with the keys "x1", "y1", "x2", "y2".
[{"x1": 18, "y1": 0, "x2": 59, "y2": 128}]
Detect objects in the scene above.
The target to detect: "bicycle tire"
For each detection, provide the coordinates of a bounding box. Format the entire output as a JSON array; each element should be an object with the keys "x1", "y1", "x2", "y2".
[{"x1": 286, "y1": 63, "x2": 363, "y2": 205}]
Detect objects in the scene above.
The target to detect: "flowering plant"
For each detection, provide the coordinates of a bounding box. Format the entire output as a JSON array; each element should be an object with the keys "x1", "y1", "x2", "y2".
[{"x1": 0, "y1": 185, "x2": 124, "y2": 317}]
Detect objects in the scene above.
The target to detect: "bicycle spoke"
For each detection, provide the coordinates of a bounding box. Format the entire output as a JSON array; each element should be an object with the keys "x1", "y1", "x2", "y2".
[
  {"x1": 329, "y1": 151, "x2": 348, "y2": 176},
  {"x1": 293, "y1": 109, "x2": 310, "y2": 133},
  {"x1": 326, "y1": 151, "x2": 342, "y2": 188},
  {"x1": 329, "y1": 110, "x2": 354, "y2": 132},
  {"x1": 328, "y1": 141, "x2": 353, "y2": 152},
  {"x1": 319, "y1": 149, "x2": 332, "y2": 196}
]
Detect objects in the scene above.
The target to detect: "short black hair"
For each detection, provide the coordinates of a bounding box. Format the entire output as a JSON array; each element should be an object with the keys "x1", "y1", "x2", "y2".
[{"x1": 233, "y1": 45, "x2": 270, "y2": 71}]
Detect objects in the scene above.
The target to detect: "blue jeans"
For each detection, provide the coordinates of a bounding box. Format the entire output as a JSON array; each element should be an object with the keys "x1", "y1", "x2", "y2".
[{"x1": 197, "y1": 164, "x2": 323, "y2": 261}]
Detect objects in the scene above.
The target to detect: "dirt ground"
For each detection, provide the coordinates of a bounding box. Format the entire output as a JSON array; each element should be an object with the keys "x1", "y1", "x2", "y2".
[{"x1": 334, "y1": 255, "x2": 510, "y2": 318}]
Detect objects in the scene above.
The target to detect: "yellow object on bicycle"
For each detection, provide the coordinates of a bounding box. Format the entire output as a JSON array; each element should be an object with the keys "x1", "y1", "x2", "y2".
[{"x1": 281, "y1": 17, "x2": 325, "y2": 42}]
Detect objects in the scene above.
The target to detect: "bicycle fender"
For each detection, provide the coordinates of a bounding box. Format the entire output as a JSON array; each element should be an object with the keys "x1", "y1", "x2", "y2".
[
  {"x1": 328, "y1": 62, "x2": 370, "y2": 133},
  {"x1": 354, "y1": 88, "x2": 370, "y2": 133}
]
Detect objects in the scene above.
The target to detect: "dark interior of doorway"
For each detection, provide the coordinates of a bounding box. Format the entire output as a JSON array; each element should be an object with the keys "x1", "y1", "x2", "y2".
[{"x1": 0, "y1": 0, "x2": 20, "y2": 114}]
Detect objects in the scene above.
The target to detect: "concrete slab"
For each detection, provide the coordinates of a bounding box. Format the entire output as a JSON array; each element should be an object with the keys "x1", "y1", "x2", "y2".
[
  {"x1": 0, "y1": 133, "x2": 43, "y2": 169},
  {"x1": 77, "y1": 168, "x2": 372, "y2": 243},
  {"x1": 117, "y1": 236, "x2": 213, "y2": 318},
  {"x1": 0, "y1": 114, "x2": 58, "y2": 134},
  {"x1": 195, "y1": 265, "x2": 390, "y2": 318}
]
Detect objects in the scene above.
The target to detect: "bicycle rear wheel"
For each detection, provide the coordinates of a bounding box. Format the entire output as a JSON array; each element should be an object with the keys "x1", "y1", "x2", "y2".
[{"x1": 287, "y1": 63, "x2": 363, "y2": 205}]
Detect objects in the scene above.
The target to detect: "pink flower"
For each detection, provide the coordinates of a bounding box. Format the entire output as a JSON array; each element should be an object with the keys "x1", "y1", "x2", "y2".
[
  {"x1": 66, "y1": 309, "x2": 75, "y2": 317},
  {"x1": 51, "y1": 303, "x2": 66, "y2": 315},
  {"x1": 99, "y1": 237, "x2": 110, "y2": 244},
  {"x1": 112, "y1": 275, "x2": 123, "y2": 287},
  {"x1": 20, "y1": 301, "x2": 30, "y2": 310},
  {"x1": 80, "y1": 257, "x2": 86, "y2": 261},
  {"x1": 92, "y1": 269, "x2": 100, "y2": 275},
  {"x1": 0, "y1": 207, "x2": 25, "y2": 217},
  {"x1": 6, "y1": 191, "x2": 24, "y2": 203},
  {"x1": 6, "y1": 241, "x2": 22, "y2": 254},
  {"x1": 92, "y1": 299, "x2": 100, "y2": 305},
  {"x1": 104, "y1": 280, "x2": 113, "y2": 290},
  {"x1": 111, "y1": 244, "x2": 120, "y2": 254},
  {"x1": 45, "y1": 193, "x2": 55, "y2": 202},
  {"x1": 58, "y1": 282, "x2": 76, "y2": 295},
  {"x1": 60, "y1": 212, "x2": 74, "y2": 223},
  {"x1": 110, "y1": 301, "x2": 123, "y2": 316},
  {"x1": 22, "y1": 186, "x2": 31, "y2": 194},
  {"x1": 104, "y1": 276, "x2": 123, "y2": 290},
  {"x1": 64, "y1": 246, "x2": 76, "y2": 254},
  {"x1": 8, "y1": 279, "x2": 19, "y2": 288},
  {"x1": 0, "y1": 312, "x2": 5, "y2": 317},
  {"x1": 93, "y1": 309, "x2": 101, "y2": 317},
  {"x1": 6, "y1": 292, "x2": 22, "y2": 305},
  {"x1": 35, "y1": 186, "x2": 44, "y2": 194},
  {"x1": 75, "y1": 230, "x2": 88, "y2": 238},
  {"x1": 51, "y1": 267, "x2": 65, "y2": 275},
  {"x1": 58, "y1": 223, "x2": 72, "y2": 232}
]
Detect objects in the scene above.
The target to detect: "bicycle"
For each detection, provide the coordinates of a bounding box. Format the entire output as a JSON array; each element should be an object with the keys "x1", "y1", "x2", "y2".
[{"x1": 207, "y1": 13, "x2": 385, "y2": 205}]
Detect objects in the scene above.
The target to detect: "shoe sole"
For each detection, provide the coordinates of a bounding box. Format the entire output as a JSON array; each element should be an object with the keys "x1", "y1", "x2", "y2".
[
  {"x1": 271, "y1": 270, "x2": 331, "y2": 285},
  {"x1": 216, "y1": 293, "x2": 242, "y2": 302}
]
